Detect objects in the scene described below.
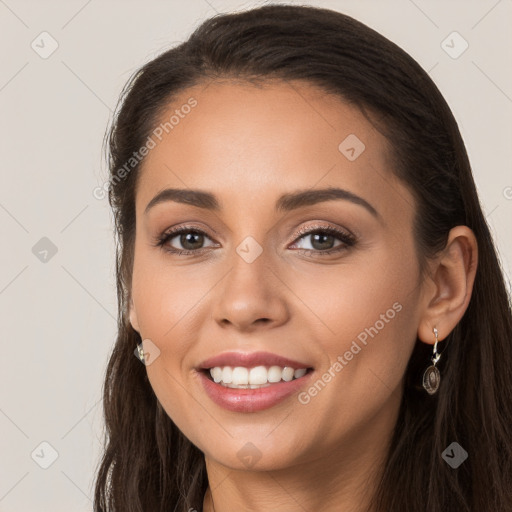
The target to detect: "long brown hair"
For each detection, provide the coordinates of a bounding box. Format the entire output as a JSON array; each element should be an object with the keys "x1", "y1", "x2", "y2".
[{"x1": 93, "y1": 5, "x2": 512, "y2": 511}]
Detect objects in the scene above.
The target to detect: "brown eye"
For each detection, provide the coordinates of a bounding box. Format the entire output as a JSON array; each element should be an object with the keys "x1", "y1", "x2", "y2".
[
  {"x1": 308, "y1": 232, "x2": 336, "y2": 251},
  {"x1": 156, "y1": 227, "x2": 217, "y2": 255},
  {"x1": 290, "y1": 225, "x2": 356, "y2": 256},
  {"x1": 176, "y1": 231, "x2": 205, "y2": 251}
]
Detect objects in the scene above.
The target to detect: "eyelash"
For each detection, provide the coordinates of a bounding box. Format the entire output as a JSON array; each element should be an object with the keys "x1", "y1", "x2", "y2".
[{"x1": 153, "y1": 223, "x2": 357, "y2": 257}]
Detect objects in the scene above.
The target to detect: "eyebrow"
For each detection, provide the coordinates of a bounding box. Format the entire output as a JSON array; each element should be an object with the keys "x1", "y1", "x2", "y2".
[{"x1": 144, "y1": 187, "x2": 380, "y2": 218}]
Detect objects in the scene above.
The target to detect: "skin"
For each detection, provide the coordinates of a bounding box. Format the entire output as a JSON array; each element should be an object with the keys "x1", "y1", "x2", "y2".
[{"x1": 128, "y1": 80, "x2": 478, "y2": 512}]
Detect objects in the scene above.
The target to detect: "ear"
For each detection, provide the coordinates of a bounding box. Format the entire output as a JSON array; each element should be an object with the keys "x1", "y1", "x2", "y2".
[
  {"x1": 129, "y1": 296, "x2": 140, "y2": 333},
  {"x1": 417, "y1": 225, "x2": 478, "y2": 344}
]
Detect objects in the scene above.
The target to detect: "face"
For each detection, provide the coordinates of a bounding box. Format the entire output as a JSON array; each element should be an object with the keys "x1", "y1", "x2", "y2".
[{"x1": 129, "y1": 80, "x2": 426, "y2": 473}]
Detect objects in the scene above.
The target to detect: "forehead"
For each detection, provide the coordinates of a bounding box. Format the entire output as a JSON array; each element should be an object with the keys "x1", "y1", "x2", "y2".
[{"x1": 135, "y1": 79, "x2": 411, "y2": 218}]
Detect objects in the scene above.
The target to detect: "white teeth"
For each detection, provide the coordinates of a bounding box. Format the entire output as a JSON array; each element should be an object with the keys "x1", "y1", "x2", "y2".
[
  {"x1": 221, "y1": 366, "x2": 233, "y2": 384},
  {"x1": 282, "y1": 367, "x2": 295, "y2": 382},
  {"x1": 208, "y1": 365, "x2": 309, "y2": 386},
  {"x1": 294, "y1": 368, "x2": 307, "y2": 379},
  {"x1": 232, "y1": 367, "x2": 249, "y2": 386},
  {"x1": 267, "y1": 365, "x2": 282, "y2": 383},
  {"x1": 222, "y1": 382, "x2": 272, "y2": 389},
  {"x1": 249, "y1": 366, "x2": 268, "y2": 385},
  {"x1": 211, "y1": 367, "x2": 222, "y2": 383}
]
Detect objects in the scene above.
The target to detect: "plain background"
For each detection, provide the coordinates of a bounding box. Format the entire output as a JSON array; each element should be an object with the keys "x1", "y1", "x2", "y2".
[{"x1": 0, "y1": 0, "x2": 510, "y2": 510}]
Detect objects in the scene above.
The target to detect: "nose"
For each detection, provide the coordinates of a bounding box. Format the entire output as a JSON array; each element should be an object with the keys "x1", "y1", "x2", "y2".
[{"x1": 212, "y1": 249, "x2": 290, "y2": 332}]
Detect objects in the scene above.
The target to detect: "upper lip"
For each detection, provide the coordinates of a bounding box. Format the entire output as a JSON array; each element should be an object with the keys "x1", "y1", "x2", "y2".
[{"x1": 198, "y1": 351, "x2": 313, "y2": 370}]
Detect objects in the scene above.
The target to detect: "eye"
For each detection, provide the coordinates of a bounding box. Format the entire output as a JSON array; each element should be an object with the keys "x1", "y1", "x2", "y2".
[
  {"x1": 153, "y1": 223, "x2": 357, "y2": 257},
  {"x1": 154, "y1": 225, "x2": 218, "y2": 255},
  {"x1": 289, "y1": 224, "x2": 356, "y2": 256}
]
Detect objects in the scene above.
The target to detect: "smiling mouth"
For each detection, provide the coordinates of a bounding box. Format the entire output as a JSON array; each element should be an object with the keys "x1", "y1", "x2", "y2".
[{"x1": 200, "y1": 365, "x2": 314, "y2": 389}]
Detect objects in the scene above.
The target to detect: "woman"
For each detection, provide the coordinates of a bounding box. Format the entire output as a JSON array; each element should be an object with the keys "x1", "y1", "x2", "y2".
[{"x1": 93, "y1": 4, "x2": 512, "y2": 511}]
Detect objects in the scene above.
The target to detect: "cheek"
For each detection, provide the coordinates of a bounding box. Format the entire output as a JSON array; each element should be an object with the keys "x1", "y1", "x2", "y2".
[
  {"x1": 292, "y1": 240, "x2": 418, "y2": 332},
  {"x1": 145, "y1": 366, "x2": 208, "y2": 452},
  {"x1": 130, "y1": 250, "x2": 212, "y2": 409},
  {"x1": 131, "y1": 251, "x2": 205, "y2": 341},
  {"x1": 291, "y1": 292, "x2": 418, "y2": 449},
  {"x1": 294, "y1": 244, "x2": 420, "y2": 395}
]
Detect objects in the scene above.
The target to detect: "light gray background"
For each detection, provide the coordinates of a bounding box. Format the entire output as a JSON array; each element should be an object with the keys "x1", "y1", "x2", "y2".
[{"x1": 0, "y1": 0, "x2": 511, "y2": 510}]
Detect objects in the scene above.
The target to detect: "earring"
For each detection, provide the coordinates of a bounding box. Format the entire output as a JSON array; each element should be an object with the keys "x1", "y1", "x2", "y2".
[
  {"x1": 136, "y1": 342, "x2": 145, "y2": 363},
  {"x1": 422, "y1": 327, "x2": 441, "y2": 395}
]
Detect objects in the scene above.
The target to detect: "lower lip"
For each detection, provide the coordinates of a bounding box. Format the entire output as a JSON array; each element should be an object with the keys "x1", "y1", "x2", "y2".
[{"x1": 198, "y1": 370, "x2": 314, "y2": 412}]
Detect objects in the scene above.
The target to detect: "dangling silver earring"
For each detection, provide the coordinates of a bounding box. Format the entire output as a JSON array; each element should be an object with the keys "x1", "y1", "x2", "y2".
[{"x1": 422, "y1": 327, "x2": 441, "y2": 395}]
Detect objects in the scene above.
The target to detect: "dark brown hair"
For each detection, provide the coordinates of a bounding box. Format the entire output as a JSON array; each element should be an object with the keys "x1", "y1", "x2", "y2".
[{"x1": 94, "y1": 5, "x2": 512, "y2": 511}]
